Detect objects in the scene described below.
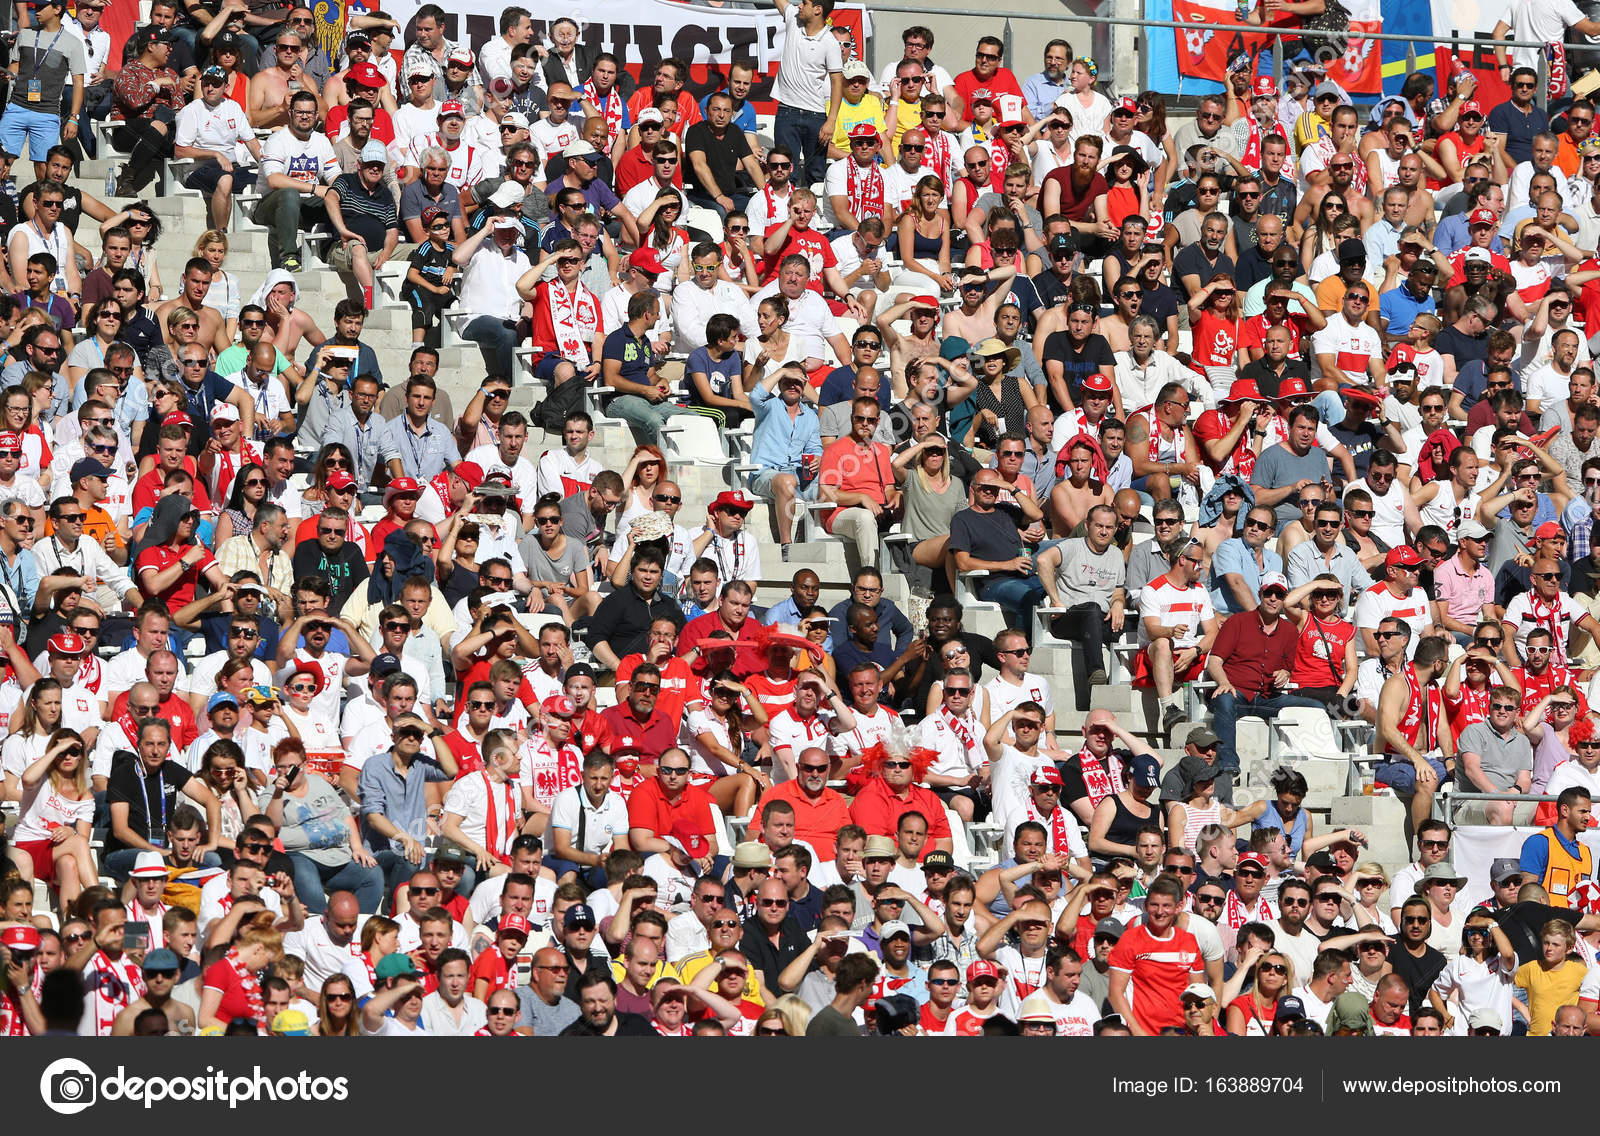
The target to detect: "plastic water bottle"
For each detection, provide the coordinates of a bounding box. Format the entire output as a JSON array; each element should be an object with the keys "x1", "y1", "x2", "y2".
[{"x1": 105, "y1": 164, "x2": 115, "y2": 197}]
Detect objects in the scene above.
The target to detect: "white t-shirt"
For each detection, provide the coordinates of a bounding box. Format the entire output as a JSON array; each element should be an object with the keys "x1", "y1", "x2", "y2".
[
  {"x1": 282, "y1": 914, "x2": 369, "y2": 994},
  {"x1": 1137, "y1": 575, "x2": 1215, "y2": 649},
  {"x1": 771, "y1": 6, "x2": 843, "y2": 114},
  {"x1": 1503, "y1": 590, "x2": 1591, "y2": 665},
  {"x1": 830, "y1": 704, "x2": 896, "y2": 758},
  {"x1": 990, "y1": 743, "x2": 1054, "y2": 830},
  {"x1": 745, "y1": 183, "x2": 793, "y2": 240},
  {"x1": 535, "y1": 449, "x2": 601, "y2": 499},
  {"x1": 1311, "y1": 316, "x2": 1381, "y2": 381},
  {"x1": 984, "y1": 673, "x2": 1054, "y2": 723},
  {"x1": 1352, "y1": 583, "x2": 1431, "y2": 657},
  {"x1": 175, "y1": 96, "x2": 256, "y2": 164},
  {"x1": 769, "y1": 707, "x2": 837, "y2": 776},
  {"x1": 1510, "y1": 0, "x2": 1586, "y2": 69},
  {"x1": 466, "y1": 871, "x2": 556, "y2": 929},
  {"x1": 917, "y1": 710, "x2": 985, "y2": 781},
  {"x1": 547, "y1": 784, "x2": 630, "y2": 857},
  {"x1": 1345, "y1": 476, "x2": 1406, "y2": 547},
  {"x1": 259, "y1": 126, "x2": 340, "y2": 187},
  {"x1": 183, "y1": 652, "x2": 273, "y2": 699},
  {"x1": 442, "y1": 772, "x2": 519, "y2": 863},
  {"x1": 12, "y1": 771, "x2": 94, "y2": 843},
  {"x1": 1048, "y1": 989, "x2": 1100, "y2": 1036},
  {"x1": 464, "y1": 445, "x2": 538, "y2": 508}
]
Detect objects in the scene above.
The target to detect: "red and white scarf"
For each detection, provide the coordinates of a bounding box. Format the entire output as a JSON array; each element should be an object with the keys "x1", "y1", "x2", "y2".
[
  {"x1": 223, "y1": 946, "x2": 266, "y2": 1030},
  {"x1": 1142, "y1": 407, "x2": 1175, "y2": 463},
  {"x1": 427, "y1": 470, "x2": 458, "y2": 519},
  {"x1": 844, "y1": 158, "x2": 885, "y2": 221},
  {"x1": 1392, "y1": 663, "x2": 1442, "y2": 756},
  {"x1": 0, "y1": 988, "x2": 27, "y2": 1035},
  {"x1": 1223, "y1": 890, "x2": 1275, "y2": 930},
  {"x1": 941, "y1": 706, "x2": 979, "y2": 757},
  {"x1": 85, "y1": 951, "x2": 145, "y2": 1036},
  {"x1": 481, "y1": 771, "x2": 518, "y2": 866},
  {"x1": 582, "y1": 81, "x2": 625, "y2": 148},
  {"x1": 1023, "y1": 798, "x2": 1075, "y2": 858},
  {"x1": 1526, "y1": 593, "x2": 1576, "y2": 665},
  {"x1": 545, "y1": 279, "x2": 599, "y2": 366},
  {"x1": 1074, "y1": 748, "x2": 1124, "y2": 811},
  {"x1": 1243, "y1": 117, "x2": 1289, "y2": 169},
  {"x1": 924, "y1": 131, "x2": 955, "y2": 192},
  {"x1": 211, "y1": 441, "x2": 263, "y2": 505},
  {"x1": 1214, "y1": 409, "x2": 1259, "y2": 481}
]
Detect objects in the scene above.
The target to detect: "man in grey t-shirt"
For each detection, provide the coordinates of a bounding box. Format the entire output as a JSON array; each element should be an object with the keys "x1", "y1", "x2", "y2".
[
  {"x1": 516, "y1": 945, "x2": 582, "y2": 1035},
  {"x1": 1250, "y1": 406, "x2": 1333, "y2": 527},
  {"x1": 1039, "y1": 503, "x2": 1126, "y2": 694},
  {"x1": 1, "y1": 0, "x2": 87, "y2": 173},
  {"x1": 1457, "y1": 690, "x2": 1534, "y2": 824}
]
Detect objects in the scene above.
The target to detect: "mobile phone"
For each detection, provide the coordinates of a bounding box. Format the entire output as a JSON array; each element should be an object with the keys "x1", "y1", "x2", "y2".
[{"x1": 123, "y1": 922, "x2": 150, "y2": 953}]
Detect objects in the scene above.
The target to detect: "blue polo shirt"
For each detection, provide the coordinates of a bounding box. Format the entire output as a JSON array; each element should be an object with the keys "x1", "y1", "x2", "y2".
[
  {"x1": 601, "y1": 326, "x2": 656, "y2": 388},
  {"x1": 1209, "y1": 537, "x2": 1282, "y2": 615},
  {"x1": 1377, "y1": 282, "x2": 1436, "y2": 337}
]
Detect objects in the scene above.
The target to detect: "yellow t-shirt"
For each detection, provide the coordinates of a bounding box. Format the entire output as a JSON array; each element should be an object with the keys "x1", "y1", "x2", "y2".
[
  {"x1": 1514, "y1": 958, "x2": 1586, "y2": 1035},
  {"x1": 832, "y1": 94, "x2": 888, "y2": 154},
  {"x1": 675, "y1": 951, "x2": 767, "y2": 1007},
  {"x1": 1293, "y1": 109, "x2": 1331, "y2": 154},
  {"x1": 889, "y1": 98, "x2": 925, "y2": 157}
]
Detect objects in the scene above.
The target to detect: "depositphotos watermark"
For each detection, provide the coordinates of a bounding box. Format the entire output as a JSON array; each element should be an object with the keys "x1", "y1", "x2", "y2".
[{"x1": 40, "y1": 1057, "x2": 350, "y2": 1114}]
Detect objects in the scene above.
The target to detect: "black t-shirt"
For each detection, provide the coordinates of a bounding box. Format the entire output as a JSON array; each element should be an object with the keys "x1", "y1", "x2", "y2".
[
  {"x1": 1435, "y1": 324, "x2": 1489, "y2": 370},
  {"x1": 292, "y1": 541, "x2": 370, "y2": 610},
  {"x1": 105, "y1": 755, "x2": 193, "y2": 853},
  {"x1": 559, "y1": 1011, "x2": 659, "y2": 1036},
  {"x1": 1326, "y1": 419, "x2": 1386, "y2": 484},
  {"x1": 1040, "y1": 331, "x2": 1115, "y2": 412},
  {"x1": 1233, "y1": 245, "x2": 1275, "y2": 292},
  {"x1": 1494, "y1": 901, "x2": 1580, "y2": 965},
  {"x1": 1239, "y1": 356, "x2": 1311, "y2": 399},
  {"x1": 1032, "y1": 267, "x2": 1074, "y2": 311},
  {"x1": 948, "y1": 505, "x2": 1025, "y2": 577},
  {"x1": 20, "y1": 179, "x2": 83, "y2": 233},
  {"x1": 1385, "y1": 941, "x2": 1448, "y2": 1015},
  {"x1": 1059, "y1": 750, "x2": 1131, "y2": 812},
  {"x1": 682, "y1": 120, "x2": 754, "y2": 197},
  {"x1": 1138, "y1": 281, "x2": 1180, "y2": 331},
  {"x1": 1171, "y1": 246, "x2": 1235, "y2": 300}
]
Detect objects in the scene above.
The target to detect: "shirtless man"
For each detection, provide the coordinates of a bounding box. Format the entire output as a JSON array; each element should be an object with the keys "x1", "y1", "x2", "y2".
[
  {"x1": 942, "y1": 266, "x2": 1017, "y2": 344},
  {"x1": 247, "y1": 31, "x2": 325, "y2": 130},
  {"x1": 1096, "y1": 275, "x2": 1145, "y2": 354},
  {"x1": 875, "y1": 294, "x2": 942, "y2": 378},
  {"x1": 1049, "y1": 437, "x2": 1114, "y2": 535},
  {"x1": 1293, "y1": 142, "x2": 1374, "y2": 233},
  {"x1": 155, "y1": 258, "x2": 229, "y2": 355}
]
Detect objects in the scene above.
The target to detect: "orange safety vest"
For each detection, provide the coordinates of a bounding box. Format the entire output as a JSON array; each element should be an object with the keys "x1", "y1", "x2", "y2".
[{"x1": 1537, "y1": 829, "x2": 1594, "y2": 908}]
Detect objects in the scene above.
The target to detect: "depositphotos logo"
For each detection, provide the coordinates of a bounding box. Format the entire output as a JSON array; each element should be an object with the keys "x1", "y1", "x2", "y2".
[{"x1": 40, "y1": 1057, "x2": 350, "y2": 1113}]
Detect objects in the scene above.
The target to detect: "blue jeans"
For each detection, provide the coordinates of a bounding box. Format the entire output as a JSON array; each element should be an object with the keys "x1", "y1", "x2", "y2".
[
  {"x1": 287, "y1": 851, "x2": 385, "y2": 914},
  {"x1": 0, "y1": 105, "x2": 60, "y2": 161},
  {"x1": 607, "y1": 394, "x2": 699, "y2": 446},
  {"x1": 544, "y1": 856, "x2": 607, "y2": 890},
  {"x1": 102, "y1": 847, "x2": 221, "y2": 882},
  {"x1": 373, "y1": 848, "x2": 425, "y2": 903},
  {"x1": 774, "y1": 105, "x2": 828, "y2": 185},
  {"x1": 1210, "y1": 689, "x2": 1328, "y2": 780},
  {"x1": 980, "y1": 574, "x2": 1048, "y2": 642},
  {"x1": 462, "y1": 315, "x2": 518, "y2": 380},
  {"x1": 1312, "y1": 390, "x2": 1345, "y2": 429}
]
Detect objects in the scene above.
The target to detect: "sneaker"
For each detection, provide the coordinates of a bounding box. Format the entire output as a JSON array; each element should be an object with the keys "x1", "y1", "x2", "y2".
[
  {"x1": 1087, "y1": 669, "x2": 1108, "y2": 686},
  {"x1": 780, "y1": 543, "x2": 791, "y2": 562},
  {"x1": 1161, "y1": 703, "x2": 1186, "y2": 734},
  {"x1": 281, "y1": 255, "x2": 303, "y2": 273}
]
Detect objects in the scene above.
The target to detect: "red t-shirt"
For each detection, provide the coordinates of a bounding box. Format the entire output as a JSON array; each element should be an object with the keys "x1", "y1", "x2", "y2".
[
  {"x1": 1289, "y1": 616, "x2": 1355, "y2": 692},
  {"x1": 846, "y1": 777, "x2": 953, "y2": 850},
  {"x1": 614, "y1": 654, "x2": 695, "y2": 723},
  {"x1": 1106, "y1": 921, "x2": 1204, "y2": 1034},
  {"x1": 599, "y1": 703, "x2": 679, "y2": 764},
  {"x1": 625, "y1": 777, "x2": 717, "y2": 839},
  {"x1": 760, "y1": 225, "x2": 836, "y2": 286},
  {"x1": 675, "y1": 612, "x2": 766, "y2": 678},
  {"x1": 1238, "y1": 312, "x2": 1308, "y2": 355},
  {"x1": 110, "y1": 689, "x2": 199, "y2": 750},
  {"x1": 742, "y1": 673, "x2": 797, "y2": 723},
  {"x1": 202, "y1": 958, "x2": 262, "y2": 1029},
  {"x1": 1190, "y1": 312, "x2": 1241, "y2": 369},
  {"x1": 443, "y1": 727, "x2": 484, "y2": 774},
  {"x1": 951, "y1": 67, "x2": 1024, "y2": 122},
  {"x1": 1043, "y1": 166, "x2": 1108, "y2": 222},
  {"x1": 134, "y1": 544, "x2": 217, "y2": 607},
  {"x1": 468, "y1": 948, "x2": 513, "y2": 996},
  {"x1": 131, "y1": 459, "x2": 211, "y2": 518},
  {"x1": 452, "y1": 659, "x2": 537, "y2": 725},
  {"x1": 324, "y1": 104, "x2": 395, "y2": 145},
  {"x1": 625, "y1": 88, "x2": 702, "y2": 133}
]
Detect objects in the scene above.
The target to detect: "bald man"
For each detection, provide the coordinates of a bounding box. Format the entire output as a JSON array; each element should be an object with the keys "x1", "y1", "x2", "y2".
[{"x1": 517, "y1": 946, "x2": 581, "y2": 1035}]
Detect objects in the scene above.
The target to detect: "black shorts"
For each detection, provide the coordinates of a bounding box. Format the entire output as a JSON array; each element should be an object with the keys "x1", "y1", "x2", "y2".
[{"x1": 184, "y1": 159, "x2": 257, "y2": 196}]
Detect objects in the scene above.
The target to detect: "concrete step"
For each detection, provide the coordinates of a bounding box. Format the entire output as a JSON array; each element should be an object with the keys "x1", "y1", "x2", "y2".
[{"x1": 1330, "y1": 793, "x2": 1412, "y2": 875}]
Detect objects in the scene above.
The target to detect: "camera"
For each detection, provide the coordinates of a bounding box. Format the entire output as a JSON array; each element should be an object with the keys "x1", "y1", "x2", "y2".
[{"x1": 50, "y1": 1071, "x2": 95, "y2": 1106}]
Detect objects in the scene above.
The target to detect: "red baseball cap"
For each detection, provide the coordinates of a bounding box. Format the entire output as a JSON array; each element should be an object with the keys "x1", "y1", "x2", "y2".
[
  {"x1": 846, "y1": 121, "x2": 880, "y2": 141},
  {"x1": 163, "y1": 411, "x2": 194, "y2": 428},
  {"x1": 497, "y1": 914, "x2": 532, "y2": 939},
  {"x1": 1535, "y1": 521, "x2": 1564, "y2": 540},
  {"x1": 347, "y1": 61, "x2": 385, "y2": 89},
  {"x1": 439, "y1": 100, "x2": 466, "y2": 119},
  {"x1": 1386, "y1": 343, "x2": 1417, "y2": 369},
  {"x1": 325, "y1": 469, "x2": 356, "y2": 490},
  {"x1": 1237, "y1": 853, "x2": 1270, "y2": 872},
  {"x1": 908, "y1": 295, "x2": 941, "y2": 312},
  {"x1": 628, "y1": 247, "x2": 666, "y2": 277},
  {"x1": 452, "y1": 461, "x2": 485, "y2": 490},
  {"x1": 1, "y1": 925, "x2": 40, "y2": 951},
  {"x1": 711, "y1": 490, "x2": 754, "y2": 513},
  {"x1": 1468, "y1": 207, "x2": 1498, "y2": 227},
  {"x1": 1081, "y1": 372, "x2": 1113, "y2": 394},
  {"x1": 1460, "y1": 99, "x2": 1483, "y2": 116},
  {"x1": 384, "y1": 476, "x2": 422, "y2": 500},
  {"x1": 47, "y1": 631, "x2": 88, "y2": 655},
  {"x1": 1252, "y1": 75, "x2": 1278, "y2": 98},
  {"x1": 1030, "y1": 765, "x2": 1064, "y2": 786},
  {"x1": 1276, "y1": 377, "x2": 1310, "y2": 399},
  {"x1": 668, "y1": 820, "x2": 710, "y2": 860},
  {"x1": 1112, "y1": 95, "x2": 1139, "y2": 115},
  {"x1": 541, "y1": 694, "x2": 576, "y2": 719},
  {"x1": 969, "y1": 87, "x2": 995, "y2": 103},
  {"x1": 966, "y1": 959, "x2": 1001, "y2": 984},
  {"x1": 0, "y1": 431, "x2": 20, "y2": 450},
  {"x1": 1385, "y1": 546, "x2": 1424, "y2": 568}
]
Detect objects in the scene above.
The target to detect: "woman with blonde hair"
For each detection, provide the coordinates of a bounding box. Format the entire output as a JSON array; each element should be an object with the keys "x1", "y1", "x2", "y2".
[
  {"x1": 8, "y1": 727, "x2": 96, "y2": 906},
  {"x1": 1222, "y1": 947, "x2": 1294, "y2": 1036},
  {"x1": 193, "y1": 230, "x2": 241, "y2": 341},
  {"x1": 1349, "y1": 861, "x2": 1396, "y2": 933},
  {"x1": 199, "y1": 909, "x2": 286, "y2": 1032},
  {"x1": 771, "y1": 993, "x2": 813, "y2": 1036},
  {"x1": 144, "y1": 304, "x2": 206, "y2": 386}
]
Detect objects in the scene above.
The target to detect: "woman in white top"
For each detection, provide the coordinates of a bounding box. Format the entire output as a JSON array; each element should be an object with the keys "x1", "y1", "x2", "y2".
[
  {"x1": 1164, "y1": 760, "x2": 1266, "y2": 855},
  {"x1": 1064, "y1": 58, "x2": 1112, "y2": 146},
  {"x1": 194, "y1": 230, "x2": 242, "y2": 344},
  {"x1": 10, "y1": 727, "x2": 97, "y2": 907},
  {"x1": 1434, "y1": 908, "x2": 1519, "y2": 1036},
  {"x1": 742, "y1": 295, "x2": 821, "y2": 388},
  {"x1": 616, "y1": 444, "x2": 667, "y2": 531},
  {"x1": 1349, "y1": 860, "x2": 1398, "y2": 935},
  {"x1": 278, "y1": 661, "x2": 344, "y2": 783},
  {"x1": 681, "y1": 673, "x2": 770, "y2": 820},
  {"x1": 1, "y1": 678, "x2": 63, "y2": 799}
]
